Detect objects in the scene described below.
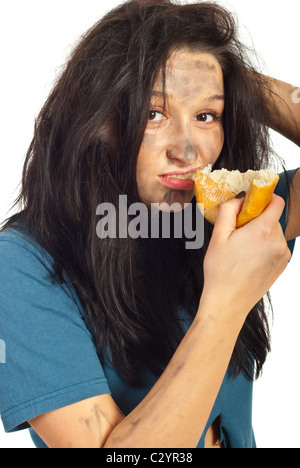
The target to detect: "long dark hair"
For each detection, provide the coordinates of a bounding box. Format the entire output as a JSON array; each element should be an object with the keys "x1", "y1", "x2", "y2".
[{"x1": 3, "y1": 0, "x2": 275, "y2": 386}]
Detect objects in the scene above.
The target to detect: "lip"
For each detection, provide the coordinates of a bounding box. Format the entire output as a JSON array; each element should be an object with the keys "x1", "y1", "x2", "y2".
[
  {"x1": 161, "y1": 166, "x2": 202, "y2": 177},
  {"x1": 159, "y1": 175, "x2": 195, "y2": 191}
]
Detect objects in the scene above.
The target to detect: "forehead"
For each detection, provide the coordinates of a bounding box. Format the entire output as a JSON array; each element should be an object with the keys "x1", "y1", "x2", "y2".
[{"x1": 153, "y1": 49, "x2": 224, "y2": 99}]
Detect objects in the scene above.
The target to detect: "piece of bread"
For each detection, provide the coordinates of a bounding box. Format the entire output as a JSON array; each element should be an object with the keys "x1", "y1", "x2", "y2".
[{"x1": 194, "y1": 165, "x2": 279, "y2": 227}]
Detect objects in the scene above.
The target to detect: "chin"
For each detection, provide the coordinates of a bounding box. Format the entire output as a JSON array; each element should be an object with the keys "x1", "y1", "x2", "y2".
[
  {"x1": 139, "y1": 186, "x2": 194, "y2": 210},
  {"x1": 157, "y1": 189, "x2": 194, "y2": 210}
]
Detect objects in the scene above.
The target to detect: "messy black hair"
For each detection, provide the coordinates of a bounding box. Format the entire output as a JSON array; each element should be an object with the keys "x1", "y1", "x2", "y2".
[{"x1": 3, "y1": 0, "x2": 274, "y2": 386}]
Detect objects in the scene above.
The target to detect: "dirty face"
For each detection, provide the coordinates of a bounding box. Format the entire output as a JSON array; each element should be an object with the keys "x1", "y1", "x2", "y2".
[{"x1": 136, "y1": 48, "x2": 225, "y2": 210}]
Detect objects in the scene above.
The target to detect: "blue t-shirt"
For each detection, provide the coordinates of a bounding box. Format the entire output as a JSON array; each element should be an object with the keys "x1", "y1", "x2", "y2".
[{"x1": 0, "y1": 170, "x2": 298, "y2": 448}]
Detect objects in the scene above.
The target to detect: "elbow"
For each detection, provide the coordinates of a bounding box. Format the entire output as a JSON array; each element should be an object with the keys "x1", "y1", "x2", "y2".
[{"x1": 102, "y1": 429, "x2": 128, "y2": 448}]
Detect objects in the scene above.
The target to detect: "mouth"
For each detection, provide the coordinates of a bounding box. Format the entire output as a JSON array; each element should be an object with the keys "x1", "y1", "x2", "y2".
[
  {"x1": 161, "y1": 166, "x2": 201, "y2": 182},
  {"x1": 159, "y1": 173, "x2": 198, "y2": 191},
  {"x1": 164, "y1": 171, "x2": 197, "y2": 182}
]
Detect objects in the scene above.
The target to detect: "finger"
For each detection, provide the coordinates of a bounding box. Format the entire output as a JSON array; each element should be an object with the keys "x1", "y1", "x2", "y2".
[
  {"x1": 213, "y1": 197, "x2": 245, "y2": 238},
  {"x1": 252, "y1": 194, "x2": 285, "y2": 225}
]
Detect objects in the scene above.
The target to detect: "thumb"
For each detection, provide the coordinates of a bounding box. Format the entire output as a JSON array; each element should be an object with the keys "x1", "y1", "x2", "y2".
[{"x1": 213, "y1": 196, "x2": 245, "y2": 238}]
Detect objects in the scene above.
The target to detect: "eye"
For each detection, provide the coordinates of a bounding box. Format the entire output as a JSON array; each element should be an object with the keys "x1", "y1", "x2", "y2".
[
  {"x1": 148, "y1": 110, "x2": 165, "y2": 122},
  {"x1": 195, "y1": 113, "x2": 215, "y2": 123}
]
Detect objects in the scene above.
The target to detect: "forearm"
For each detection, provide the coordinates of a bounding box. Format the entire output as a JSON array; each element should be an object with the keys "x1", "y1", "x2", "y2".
[
  {"x1": 261, "y1": 75, "x2": 300, "y2": 147},
  {"x1": 104, "y1": 301, "x2": 244, "y2": 448}
]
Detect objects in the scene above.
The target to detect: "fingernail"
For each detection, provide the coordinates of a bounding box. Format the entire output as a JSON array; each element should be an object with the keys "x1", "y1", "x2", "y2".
[{"x1": 235, "y1": 191, "x2": 246, "y2": 199}]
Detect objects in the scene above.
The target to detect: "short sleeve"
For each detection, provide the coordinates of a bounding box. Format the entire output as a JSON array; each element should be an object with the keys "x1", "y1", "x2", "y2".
[
  {"x1": 0, "y1": 231, "x2": 111, "y2": 433},
  {"x1": 275, "y1": 169, "x2": 299, "y2": 255}
]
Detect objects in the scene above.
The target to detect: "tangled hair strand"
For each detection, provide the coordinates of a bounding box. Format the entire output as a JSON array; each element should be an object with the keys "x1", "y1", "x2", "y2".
[{"x1": 3, "y1": 0, "x2": 278, "y2": 386}]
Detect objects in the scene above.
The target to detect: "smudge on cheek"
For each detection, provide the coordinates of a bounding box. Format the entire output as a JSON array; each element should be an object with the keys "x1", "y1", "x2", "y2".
[
  {"x1": 196, "y1": 126, "x2": 224, "y2": 165},
  {"x1": 136, "y1": 135, "x2": 159, "y2": 174},
  {"x1": 142, "y1": 132, "x2": 168, "y2": 153}
]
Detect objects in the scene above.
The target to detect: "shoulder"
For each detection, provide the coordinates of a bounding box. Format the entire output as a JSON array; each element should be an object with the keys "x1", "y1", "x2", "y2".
[
  {"x1": 0, "y1": 225, "x2": 61, "y2": 306},
  {"x1": 0, "y1": 224, "x2": 52, "y2": 271},
  {"x1": 0, "y1": 224, "x2": 87, "y2": 330},
  {"x1": 0, "y1": 225, "x2": 80, "y2": 337}
]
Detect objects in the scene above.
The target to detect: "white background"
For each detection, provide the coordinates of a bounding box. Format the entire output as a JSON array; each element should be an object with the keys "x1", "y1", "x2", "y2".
[{"x1": 0, "y1": 0, "x2": 299, "y2": 448}]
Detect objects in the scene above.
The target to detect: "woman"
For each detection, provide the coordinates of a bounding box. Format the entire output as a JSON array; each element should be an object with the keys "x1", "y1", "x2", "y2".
[{"x1": 0, "y1": 0, "x2": 299, "y2": 448}]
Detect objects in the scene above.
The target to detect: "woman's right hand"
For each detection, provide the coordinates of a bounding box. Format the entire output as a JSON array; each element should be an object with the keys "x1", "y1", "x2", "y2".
[{"x1": 200, "y1": 194, "x2": 291, "y2": 322}]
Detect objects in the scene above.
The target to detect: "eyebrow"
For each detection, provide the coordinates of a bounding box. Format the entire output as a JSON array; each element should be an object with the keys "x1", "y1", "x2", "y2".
[
  {"x1": 151, "y1": 90, "x2": 225, "y2": 102},
  {"x1": 206, "y1": 94, "x2": 225, "y2": 102}
]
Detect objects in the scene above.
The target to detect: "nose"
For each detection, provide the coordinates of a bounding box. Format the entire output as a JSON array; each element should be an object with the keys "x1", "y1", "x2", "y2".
[{"x1": 166, "y1": 122, "x2": 198, "y2": 164}]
